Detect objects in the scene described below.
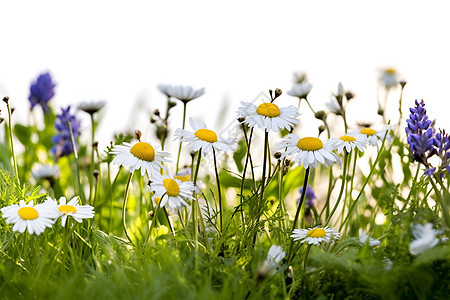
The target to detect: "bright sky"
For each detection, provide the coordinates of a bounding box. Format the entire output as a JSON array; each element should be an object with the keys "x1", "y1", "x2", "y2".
[{"x1": 1, "y1": 0, "x2": 450, "y2": 153}]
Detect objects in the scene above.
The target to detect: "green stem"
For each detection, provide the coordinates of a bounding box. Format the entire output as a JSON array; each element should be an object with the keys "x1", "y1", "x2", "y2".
[
  {"x1": 89, "y1": 113, "x2": 95, "y2": 204},
  {"x1": 107, "y1": 163, "x2": 114, "y2": 234},
  {"x1": 6, "y1": 101, "x2": 20, "y2": 187},
  {"x1": 163, "y1": 207, "x2": 174, "y2": 235},
  {"x1": 176, "y1": 101, "x2": 188, "y2": 173},
  {"x1": 401, "y1": 164, "x2": 421, "y2": 211},
  {"x1": 68, "y1": 121, "x2": 84, "y2": 203},
  {"x1": 303, "y1": 244, "x2": 312, "y2": 271},
  {"x1": 122, "y1": 173, "x2": 134, "y2": 245},
  {"x1": 212, "y1": 148, "x2": 223, "y2": 234},
  {"x1": 192, "y1": 149, "x2": 202, "y2": 247},
  {"x1": 325, "y1": 152, "x2": 349, "y2": 227},
  {"x1": 430, "y1": 175, "x2": 450, "y2": 232}
]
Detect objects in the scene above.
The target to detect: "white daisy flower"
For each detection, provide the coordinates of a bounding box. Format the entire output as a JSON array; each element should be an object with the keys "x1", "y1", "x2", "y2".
[
  {"x1": 265, "y1": 245, "x2": 285, "y2": 270},
  {"x1": 237, "y1": 101, "x2": 299, "y2": 132},
  {"x1": 0, "y1": 200, "x2": 59, "y2": 235},
  {"x1": 111, "y1": 141, "x2": 171, "y2": 177},
  {"x1": 78, "y1": 100, "x2": 106, "y2": 115},
  {"x1": 409, "y1": 223, "x2": 440, "y2": 255},
  {"x1": 326, "y1": 133, "x2": 368, "y2": 154},
  {"x1": 156, "y1": 83, "x2": 172, "y2": 97},
  {"x1": 287, "y1": 82, "x2": 312, "y2": 99},
  {"x1": 166, "y1": 85, "x2": 205, "y2": 103},
  {"x1": 47, "y1": 196, "x2": 94, "y2": 227},
  {"x1": 358, "y1": 229, "x2": 381, "y2": 247},
  {"x1": 174, "y1": 118, "x2": 236, "y2": 156},
  {"x1": 291, "y1": 226, "x2": 340, "y2": 245},
  {"x1": 352, "y1": 125, "x2": 395, "y2": 146},
  {"x1": 380, "y1": 68, "x2": 398, "y2": 89},
  {"x1": 278, "y1": 134, "x2": 340, "y2": 169},
  {"x1": 325, "y1": 95, "x2": 341, "y2": 114},
  {"x1": 150, "y1": 173, "x2": 196, "y2": 210},
  {"x1": 32, "y1": 163, "x2": 60, "y2": 180}
]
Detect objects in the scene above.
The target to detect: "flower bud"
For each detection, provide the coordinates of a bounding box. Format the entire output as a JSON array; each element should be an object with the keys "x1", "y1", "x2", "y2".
[
  {"x1": 3, "y1": 96, "x2": 9, "y2": 104},
  {"x1": 135, "y1": 130, "x2": 142, "y2": 141},
  {"x1": 314, "y1": 110, "x2": 327, "y2": 121},
  {"x1": 274, "y1": 88, "x2": 282, "y2": 99},
  {"x1": 274, "y1": 152, "x2": 282, "y2": 159}
]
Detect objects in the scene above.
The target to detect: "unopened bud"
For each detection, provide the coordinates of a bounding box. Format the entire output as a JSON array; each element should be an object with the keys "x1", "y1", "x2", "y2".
[
  {"x1": 135, "y1": 130, "x2": 142, "y2": 141},
  {"x1": 0, "y1": 117, "x2": 4, "y2": 124},
  {"x1": 2, "y1": 96, "x2": 9, "y2": 104},
  {"x1": 314, "y1": 110, "x2": 327, "y2": 121},
  {"x1": 149, "y1": 211, "x2": 154, "y2": 217},
  {"x1": 92, "y1": 141, "x2": 98, "y2": 150},
  {"x1": 284, "y1": 159, "x2": 291, "y2": 166},
  {"x1": 377, "y1": 108, "x2": 384, "y2": 116},
  {"x1": 345, "y1": 91, "x2": 354, "y2": 101},
  {"x1": 154, "y1": 109, "x2": 160, "y2": 117},
  {"x1": 283, "y1": 165, "x2": 289, "y2": 176},
  {"x1": 274, "y1": 88, "x2": 282, "y2": 99},
  {"x1": 399, "y1": 80, "x2": 407, "y2": 89},
  {"x1": 274, "y1": 152, "x2": 282, "y2": 159},
  {"x1": 93, "y1": 169, "x2": 100, "y2": 180},
  {"x1": 190, "y1": 151, "x2": 196, "y2": 159},
  {"x1": 150, "y1": 117, "x2": 156, "y2": 123},
  {"x1": 168, "y1": 100, "x2": 177, "y2": 108},
  {"x1": 237, "y1": 117, "x2": 246, "y2": 123},
  {"x1": 269, "y1": 89, "x2": 273, "y2": 99},
  {"x1": 318, "y1": 125, "x2": 325, "y2": 135}
]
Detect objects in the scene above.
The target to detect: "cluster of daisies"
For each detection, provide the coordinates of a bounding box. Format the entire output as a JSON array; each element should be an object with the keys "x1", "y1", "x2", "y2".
[{"x1": 1, "y1": 196, "x2": 94, "y2": 235}]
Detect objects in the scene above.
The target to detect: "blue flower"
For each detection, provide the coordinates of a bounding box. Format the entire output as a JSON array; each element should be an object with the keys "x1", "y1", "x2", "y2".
[
  {"x1": 51, "y1": 106, "x2": 81, "y2": 159},
  {"x1": 297, "y1": 186, "x2": 317, "y2": 208},
  {"x1": 405, "y1": 100, "x2": 434, "y2": 164},
  {"x1": 424, "y1": 168, "x2": 435, "y2": 177},
  {"x1": 430, "y1": 130, "x2": 450, "y2": 175},
  {"x1": 28, "y1": 72, "x2": 56, "y2": 113}
]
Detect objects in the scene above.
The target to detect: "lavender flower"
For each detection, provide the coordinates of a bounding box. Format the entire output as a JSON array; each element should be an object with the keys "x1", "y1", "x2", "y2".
[
  {"x1": 51, "y1": 106, "x2": 81, "y2": 159},
  {"x1": 405, "y1": 100, "x2": 434, "y2": 164},
  {"x1": 430, "y1": 130, "x2": 450, "y2": 175},
  {"x1": 297, "y1": 186, "x2": 317, "y2": 209},
  {"x1": 28, "y1": 72, "x2": 56, "y2": 113}
]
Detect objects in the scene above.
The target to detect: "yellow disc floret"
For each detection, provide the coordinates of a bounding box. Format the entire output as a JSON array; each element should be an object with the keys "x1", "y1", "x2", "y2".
[
  {"x1": 296, "y1": 137, "x2": 323, "y2": 151},
  {"x1": 385, "y1": 68, "x2": 396, "y2": 74},
  {"x1": 307, "y1": 228, "x2": 326, "y2": 238},
  {"x1": 130, "y1": 142, "x2": 155, "y2": 162},
  {"x1": 360, "y1": 128, "x2": 377, "y2": 136},
  {"x1": 58, "y1": 205, "x2": 77, "y2": 214},
  {"x1": 174, "y1": 175, "x2": 191, "y2": 182},
  {"x1": 163, "y1": 179, "x2": 180, "y2": 197},
  {"x1": 256, "y1": 103, "x2": 281, "y2": 118},
  {"x1": 195, "y1": 129, "x2": 218, "y2": 143},
  {"x1": 340, "y1": 135, "x2": 356, "y2": 142},
  {"x1": 18, "y1": 207, "x2": 39, "y2": 220}
]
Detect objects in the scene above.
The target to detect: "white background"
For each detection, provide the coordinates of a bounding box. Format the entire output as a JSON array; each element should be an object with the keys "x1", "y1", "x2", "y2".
[{"x1": 1, "y1": 0, "x2": 450, "y2": 153}]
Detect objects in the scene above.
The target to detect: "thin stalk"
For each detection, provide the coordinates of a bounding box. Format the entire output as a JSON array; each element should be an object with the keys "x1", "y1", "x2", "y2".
[
  {"x1": 163, "y1": 207, "x2": 175, "y2": 235},
  {"x1": 241, "y1": 125, "x2": 256, "y2": 186},
  {"x1": 122, "y1": 173, "x2": 134, "y2": 245},
  {"x1": 303, "y1": 244, "x2": 312, "y2": 271},
  {"x1": 6, "y1": 100, "x2": 20, "y2": 186},
  {"x1": 401, "y1": 164, "x2": 421, "y2": 211},
  {"x1": 396, "y1": 85, "x2": 405, "y2": 134},
  {"x1": 176, "y1": 101, "x2": 188, "y2": 173},
  {"x1": 431, "y1": 175, "x2": 450, "y2": 231},
  {"x1": 68, "y1": 121, "x2": 84, "y2": 203},
  {"x1": 212, "y1": 148, "x2": 223, "y2": 233},
  {"x1": 192, "y1": 149, "x2": 202, "y2": 248},
  {"x1": 107, "y1": 163, "x2": 114, "y2": 234},
  {"x1": 89, "y1": 113, "x2": 95, "y2": 204}
]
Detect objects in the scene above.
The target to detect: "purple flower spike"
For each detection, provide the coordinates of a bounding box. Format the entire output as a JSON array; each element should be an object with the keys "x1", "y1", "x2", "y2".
[
  {"x1": 297, "y1": 186, "x2": 317, "y2": 208},
  {"x1": 28, "y1": 72, "x2": 56, "y2": 113},
  {"x1": 51, "y1": 106, "x2": 81, "y2": 159}
]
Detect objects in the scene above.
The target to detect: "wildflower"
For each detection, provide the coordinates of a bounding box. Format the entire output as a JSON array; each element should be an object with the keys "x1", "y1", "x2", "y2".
[
  {"x1": 237, "y1": 101, "x2": 300, "y2": 132},
  {"x1": 429, "y1": 129, "x2": 450, "y2": 174},
  {"x1": 176, "y1": 168, "x2": 203, "y2": 193},
  {"x1": 326, "y1": 133, "x2": 368, "y2": 154},
  {"x1": 157, "y1": 84, "x2": 173, "y2": 97},
  {"x1": 297, "y1": 186, "x2": 317, "y2": 208},
  {"x1": 352, "y1": 125, "x2": 395, "y2": 146},
  {"x1": 111, "y1": 141, "x2": 171, "y2": 177},
  {"x1": 31, "y1": 163, "x2": 60, "y2": 180},
  {"x1": 166, "y1": 85, "x2": 205, "y2": 103},
  {"x1": 358, "y1": 229, "x2": 381, "y2": 247},
  {"x1": 278, "y1": 134, "x2": 339, "y2": 169},
  {"x1": 265, "y1": 245, "x2": 285, "y2": 272},
  {"x1": 405, "y1": 100, "x2": 434, "y2": 164},
  {"x1": 291, "y1": 226, "x2": 340, "y2": 245},
  {"x1": 150, "y1": 173, "x2": 196, "y2": 210},
  {"x1": 51, "y1": 106, "x2": 81, "y2": 159},
  {"x1": 28, "y1": 72, "x2": 56, "y2": 113},
  {"x1": 78, "y1": 100, "x2": 106, "y2": 115},
  {"x1": 174, "y1": 118, "x2": 236, "y2": 156},
  {"x1": 46, "y1": 196, "x2": 94, "y2": 227},
  {"x1": 409, "y1": 223, "x2": 440, "y2": 255},
  {"x1": 286, "y1": 82, "x2": 312, "y2": 99},
  {"x1": 1, "y1": 200, "x2": 59, "y2": 235},
  {"x1": 325, "y1": 95, "x2": 341, "y2": 115},
  {"x1": 380, "y1": 68, "x2": 398, "y2": 89}
]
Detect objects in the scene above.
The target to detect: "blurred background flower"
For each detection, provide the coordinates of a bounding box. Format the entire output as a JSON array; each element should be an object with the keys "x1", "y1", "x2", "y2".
[{"x1": 51, "y1": 106, "x2": 81, "y2": 159}]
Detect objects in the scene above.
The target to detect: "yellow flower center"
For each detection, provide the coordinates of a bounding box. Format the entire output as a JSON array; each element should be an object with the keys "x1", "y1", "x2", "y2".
[
  {"x1": 154, "y1": 197, "x2": 161, "y2": 205},
  {"x1": 385, "y1": 68, "x2": 396, "y2": 74},
  {"x1": 194, "y1": 129, "x2": 218, "y2": 143},
  {"x1": 256, "y1": 103, "x2": 281, "y2": 118},
  {"x1": 163, "y1": 179, "x2": 180, "y2": 197},
  {"x1": 340, "y1": 135, "x2": 356, "y2": 142},
  {"x1": 18, "y1": 207, "x2": 39, "y2": 220},
  {"x1": 58, "y1": 205, "x2": 77, "y2": 214},
  {"x1": 360, "y1": 128, "x2": 377, "y2": 136},
  {"x1": 174, "y1": 175, "x2": 191, "y2": 182},
  {"x1": 296, "y1": 137, "x2": 323, "y2": 151},
  {"x1": 307, "y1": 228, "x2": 326, "y2": 238},
  {"x1": 130, "y1": 142, "x2": 155, "y2": 162}
]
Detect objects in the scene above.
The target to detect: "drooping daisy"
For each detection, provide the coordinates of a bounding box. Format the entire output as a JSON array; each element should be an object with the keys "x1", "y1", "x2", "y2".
[
  {"x1": 174, "y1": 118, "x2": 236, "y2": 156},
  {"x1": 326, "y1": 133, "x2": 368, "y2": 154},
  {"x1": 379, "y1": 68, "x2": 398, "y2": 89},
  {"x1": 1, "y1": 200, "x2": 59, "y2": 235},
  {"x1": 150, "y1": 173, "x2": 196, "y2": 210},
  {"x1": 111, "y1": 141, "x2": 171, "y2": 177},
  {"x1": 78, "y1": 100, "x2": 106, "y2": 115},
  {"x1": 237, "y1": 101, "x2": 300, "y2": 132},
  {"x1": 291, "y1": 226, "x2": 340, "y2": 245},
  {"x1": 47, "y1": 196, "x2": 94, "y2": 227},
  {"x1": 278, "y1": 134, "x2": 340, "y2": 169},
  {"x1": 32, "y1": 163, "x2": 60, "y2": 180},
  {"x1": 287, "y1": 82, "x2": 312, "y2": 99},
  {"x1": 358, "y1": 229, "x2": 381, "y2": 247},
  {"x1": 409, "y1": 223, "x2": 440, "y2": 255},
  {"x1": 325, "y1": 95, "x2": 341, "y2": 114},
  {"x1": 265, "y1": 245, "x2": 285, "y2": 271},
  {"x1": 166, "y1": 85, "x2": 205, "y2": 103},
  {"x1": 156, "y1": 83, "x2": 173, "y2": 97},
  {"x1": 352, "y1": 125, "x2": 395, "y2": 146}
]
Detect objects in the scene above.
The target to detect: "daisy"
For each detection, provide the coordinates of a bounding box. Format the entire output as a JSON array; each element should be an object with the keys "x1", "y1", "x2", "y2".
[
  {"x1": 47, "y1": 196, "x2": 94, "y2": 227},
  {"x1": 352, "y1": 125, "x2": 395, "y2": 146},
  {"x1": 150, "y1": 173, "x2": 196, "y2": 210},
  {"x1": 237, "y1": 101, "x2": 299, "y2": 132},
  {"x1": 358, "y1": 229, "x2": 381, "y2": 247},
  {"x1": 291, "y1": 226, "x2": 340, "y2": 245},
  {"x1": 1, "y1": 200, "x2": 59, "y2": 235},
  {"x1": 157, "y1": 83, "x2": 173, "y2": 97},
  {"x1": 78, "y1": 100, "x2": 106, "y2": 115},
  {"x1": 379, "y1": 68, "x2": 398, "y2": 89},
  {"x1": 32, "y1": 163, "x2": 60, "y2": 180},
  {"x1": 174, "y1": 118, "x2": 236, "y2": 156},
  {"x1": 326, "y1": 133, "x2": 368, "y2": 154},
  {"x1": 278, "y1": 134, "x2": 340, "y2": 169},
  {"x1": 265, "y1": 245, "x2": 285, "y2": 271},
  {"x1": 325, "y1": 95, "x2": 341, "y2": 114},
  {"x1": 111, "y1": 141, "x2": 171, "y2": 177},
  {"x1": 287, "y1": 82, "x2": 312, "y2": 99},
  {"x1": 166, "y1": 85, "x2": 205, "y2": 103},
  {"x1": 409, "y1": 223, "x2": 440, "y2": 255}
]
